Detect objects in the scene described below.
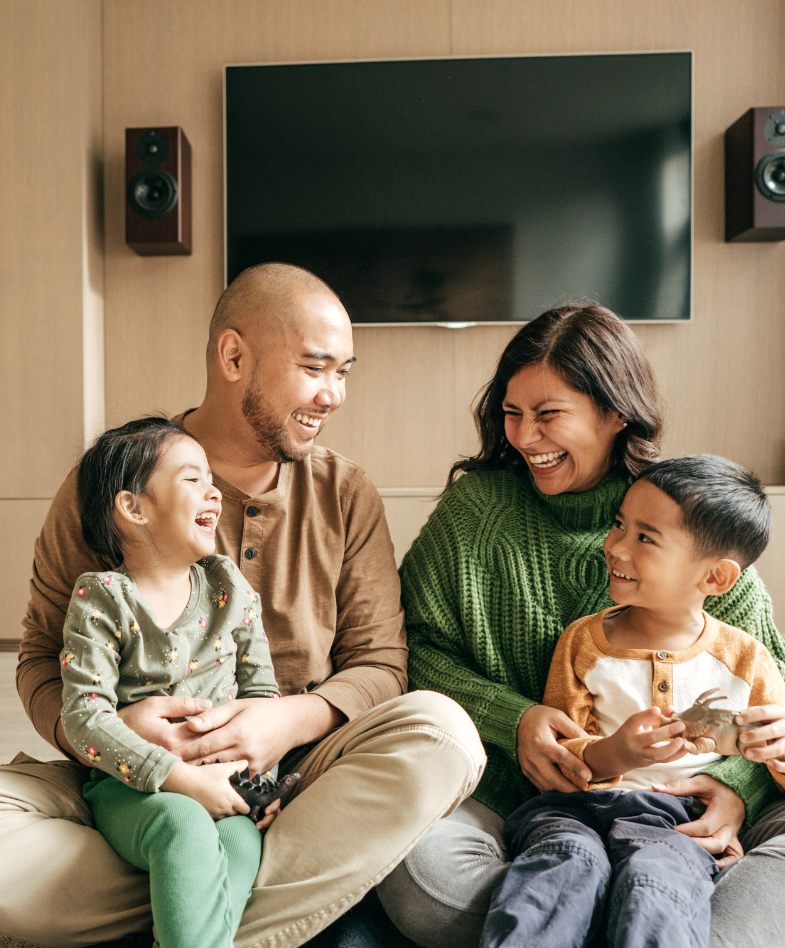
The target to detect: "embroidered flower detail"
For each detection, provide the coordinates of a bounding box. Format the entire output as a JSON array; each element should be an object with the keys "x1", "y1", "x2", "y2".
[
  {"x1": 61, "y1": 652, "x2": 75, "y2": 669},
  {"x1": 241, "y1": 654, "x2": 249, "y2": 663},
  {"x1": 188, "y1": 660, "x2": 198, "y2": 674},
  {"x1": 89, "y1": 610, "x2": 102, "y2": 622},
  {"x1": 243, "y1": 618, "x2": 251, "y2": 626},
  {"x1": 88, "y1": 693, "x2": 98, "y2": 701},
  {"x1": 216, "y1": 591, "x2": 228, "y2": 609},
  {"x1": 130, "y1": 620, "x2": 140, "y2": 634},
  {"x1": 227, "y1": 692, "x2": 234, "y2": 700},
  {"x1": 168, "y1": 647, "x2": 178, "y2": 662},
  {"x1": 77, "y1": 587, "x2": 86, "y2": 598},
  {"x1": 246, "y1": 590, "x2": 258, "y2": 602},
  {"x1": 102, "y1": 576, "x2": 112, "y2": 585},
  {"x1": 213, "y1": 637, "x2": 223, "y2": 652},
  {"x1": 91, "y1": 673, "x2": 102, "y2": 685},
  {"x1": 199, "y1": 617, "x2": 207, "y2": 629},
  {"x1": 117, "y1": 763, "x2": 131, "y2": 776},
  {"x1": 86, "y1": 746, "x2": 101, "y2": 762}
]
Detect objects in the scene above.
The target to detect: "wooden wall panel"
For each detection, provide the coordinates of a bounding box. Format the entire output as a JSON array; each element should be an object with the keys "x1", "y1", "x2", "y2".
[
  {"x1": 0, "y1": 0, "x2": 99, "y2": 497},
  {"x1": 0, "y1": 500, "x2": 52, "y2": 642},
  {"x1": 101, "y1": 0, "x2": 785, "y2": 488}
]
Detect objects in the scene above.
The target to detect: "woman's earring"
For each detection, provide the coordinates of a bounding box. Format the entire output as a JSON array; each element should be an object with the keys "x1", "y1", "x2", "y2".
[{"x1": 622, "y1": 421, "x2": 628, "y2": 428}]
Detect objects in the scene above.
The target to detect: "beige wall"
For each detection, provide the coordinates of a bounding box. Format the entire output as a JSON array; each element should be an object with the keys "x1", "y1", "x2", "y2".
[
  {"x1": 100, "y1": 0, "x2": 785, "y2": 489},
  {"x1": 0, "y1": 0, "x2": 103, "y2": 639},
  {"x1": 3, "y1": 0, "x2": 785, "y2": 640}
]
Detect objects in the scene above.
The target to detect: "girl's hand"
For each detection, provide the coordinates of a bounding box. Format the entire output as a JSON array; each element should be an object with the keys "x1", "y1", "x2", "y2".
[
  {"x1": 255, "y1": 797, "x2": 281, "y2": 832},
  {"x1": 517, "y1": 705, "x2": 592, "y2": 791},
  {"x1": 734, "y1": 705, "x2": 785, "y2": 771},
  {"x1": 162, "y1": 759, "x2": 250, "y2": 819},
  {"x1": 651, "y1": 775, "x2": 746, "y2": 868}
]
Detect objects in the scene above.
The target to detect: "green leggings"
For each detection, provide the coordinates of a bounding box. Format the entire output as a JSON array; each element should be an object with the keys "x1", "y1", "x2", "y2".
[{"x1": 84, "y1": 773, "x2": 262, "y2": 948}]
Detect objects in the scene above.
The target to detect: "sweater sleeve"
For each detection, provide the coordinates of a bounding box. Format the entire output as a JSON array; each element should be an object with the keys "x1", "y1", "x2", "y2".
[
  {"x1": 61, "y1": 577, "x2": 180, "y2": 792},
  {"x1": 402, "y1": 482, "x2": 534, "y2": 761},
  {"x1": 701, "y1": 567, "x2": 785, "y2": 822}
]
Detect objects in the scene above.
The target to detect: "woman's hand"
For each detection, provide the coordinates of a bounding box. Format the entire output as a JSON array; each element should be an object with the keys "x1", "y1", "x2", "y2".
[
  {"x1": 735, "y1": 705, "x2": 785, "y2": 771},
  {"x1": 117, "y1": 695, "x2": 214, "y2": 753},
  {"x1": 517, "y1": 704, "x2": 591, "y2": 792},
  {"x1": 651, "y1": 775, "x2": 746, "y2": 868}
]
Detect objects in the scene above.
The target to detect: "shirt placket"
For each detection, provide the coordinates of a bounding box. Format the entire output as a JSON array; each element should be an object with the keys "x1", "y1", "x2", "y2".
[
  {"x1": 651, "y1": 649, "x2": 674, "y2": 710},
  {"x1": 239, "y1": 501, "x2": 265, "y2": 590}
]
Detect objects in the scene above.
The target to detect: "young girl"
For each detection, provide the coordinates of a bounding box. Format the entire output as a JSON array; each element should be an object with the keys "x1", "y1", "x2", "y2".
[{"x1": 60, "y1": 417, "x2": 281, "y2": 948}]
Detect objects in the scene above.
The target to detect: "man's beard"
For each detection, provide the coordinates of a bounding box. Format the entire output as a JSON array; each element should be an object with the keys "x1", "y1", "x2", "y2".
[{"x1": 241, "y1": 382, "x2": 321, "y2": 464}]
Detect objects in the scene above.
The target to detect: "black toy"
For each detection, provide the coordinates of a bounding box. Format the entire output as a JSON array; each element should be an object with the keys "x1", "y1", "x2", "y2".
[{"x1": 229, "y1": 768, "x2": 300, "y2": 822}]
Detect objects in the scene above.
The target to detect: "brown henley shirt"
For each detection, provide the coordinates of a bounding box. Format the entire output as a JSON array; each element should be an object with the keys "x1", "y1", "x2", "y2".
[{"x1": 17, "y1": 428, "x2": 408, "y2": 752}]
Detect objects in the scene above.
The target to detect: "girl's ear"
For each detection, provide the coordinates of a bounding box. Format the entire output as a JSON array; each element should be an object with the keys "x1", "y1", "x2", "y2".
[
  {"x1": 114, "y1": 491, "x2": 147, "y2": 526},
  {"x1": 699, "y1": 558, "x2": 742, "y2": 597}
]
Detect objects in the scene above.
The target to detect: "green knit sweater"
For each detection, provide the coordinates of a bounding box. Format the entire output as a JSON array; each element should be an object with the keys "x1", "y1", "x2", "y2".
[{"x1": 401, "y1": 467, "x2": 785, "y2": 822}]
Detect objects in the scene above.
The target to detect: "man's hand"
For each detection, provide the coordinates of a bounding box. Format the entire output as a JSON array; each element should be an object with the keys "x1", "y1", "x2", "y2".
[
  {"x1": 517, "y1": 705, "x2": 592, "y2": 792},
  {"x1": 161, "y1": 759, "x2": 250, "y2": 820},
  {"x1": 735, "y1": 705, "x2": 785, "y2": 771},
  {"x1": 652, "y1": 774, "x2": 746, "y2": 869},
  {"x1": 256, "y1": 798, "x2": 281, "y2": 832},
  {"x1": 584, "y1": 707, "x2": 687, "y2": 783},
  {"x1": 180, "y1": 694, "x2": 345, "y2": 775},
  {"x1": 117, "y1": 695, "x2": 214, "y2": 753}
]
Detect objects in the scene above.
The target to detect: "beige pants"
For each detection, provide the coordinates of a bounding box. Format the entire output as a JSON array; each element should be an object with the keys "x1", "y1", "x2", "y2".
[{"x1": 0, "y1": 692, "x2": 485, "y2": 948}]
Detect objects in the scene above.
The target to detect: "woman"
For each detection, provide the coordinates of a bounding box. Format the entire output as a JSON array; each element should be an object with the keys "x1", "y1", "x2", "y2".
[{"x1": 376, "y1": 304, "x2": 785, "y2": 948}]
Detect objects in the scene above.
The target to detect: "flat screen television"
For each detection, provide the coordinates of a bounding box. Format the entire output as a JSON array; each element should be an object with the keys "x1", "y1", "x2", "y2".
[{"x1": 225, "y1": 52, "x2": 692, "y2": 325}]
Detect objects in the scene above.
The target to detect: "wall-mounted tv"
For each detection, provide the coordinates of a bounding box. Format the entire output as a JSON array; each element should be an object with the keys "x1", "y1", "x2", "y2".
[{"x1": 225, "y1": 52, "x2": 692, "y2": 325}]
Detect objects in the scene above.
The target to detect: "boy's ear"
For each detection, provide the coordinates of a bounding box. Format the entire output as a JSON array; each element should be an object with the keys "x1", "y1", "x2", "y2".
[
  {"x1": 114, "y1": 491, "x2": 147, "y2": 526},
  {"x1": 698, "y1": 558, "x2": 742, "y2": 597}
]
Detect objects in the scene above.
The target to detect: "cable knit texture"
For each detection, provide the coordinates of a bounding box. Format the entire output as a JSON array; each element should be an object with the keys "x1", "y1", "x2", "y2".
[{"x1": 401, "y1": 468, "x2": 785, "y2": 822}]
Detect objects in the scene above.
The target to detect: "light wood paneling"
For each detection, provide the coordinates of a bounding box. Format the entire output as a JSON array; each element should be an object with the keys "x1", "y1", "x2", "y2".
[
  {"x1": 101, "y1": 0, "x2": 785, "y2": 488},
  {"x1": 0, "y1": 500, "x2": 52, "y2": 642},
  {"x1": 0, "y1": 654, "x2": 65, "y2": 763},
  {"x1": 0, "y1": 0, "x2": 102, "y2": 497}
]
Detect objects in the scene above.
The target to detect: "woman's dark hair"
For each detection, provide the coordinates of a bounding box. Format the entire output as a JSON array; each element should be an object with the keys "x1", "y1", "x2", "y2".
[
  {"x1": 77, "y1": 416, "x2": 198, "y2": 564},
  {"x1": 448, "y1": 304, "x2": 663, "y2": 488}
]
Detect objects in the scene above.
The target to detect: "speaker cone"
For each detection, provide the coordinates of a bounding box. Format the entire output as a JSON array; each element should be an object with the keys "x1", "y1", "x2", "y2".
[
  {"x1": 135, "y1": 130, "x2": 170, "y2": 165},
  {"x1": 755, "y1": 151, "x2": 785, "y2": 202},
  {"x1": 127, "y1": 170, "x2": 179, "y2": 218}
]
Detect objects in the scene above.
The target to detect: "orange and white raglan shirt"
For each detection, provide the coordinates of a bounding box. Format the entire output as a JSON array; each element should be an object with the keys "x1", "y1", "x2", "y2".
[{"x1": 543, "y1": 607, "x2": 785, "y2": 792}]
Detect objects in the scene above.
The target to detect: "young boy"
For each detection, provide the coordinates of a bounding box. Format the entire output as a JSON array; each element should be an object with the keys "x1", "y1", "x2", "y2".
[{"x1": 481, "y1": 455, "x2": 785, "y2": 948}]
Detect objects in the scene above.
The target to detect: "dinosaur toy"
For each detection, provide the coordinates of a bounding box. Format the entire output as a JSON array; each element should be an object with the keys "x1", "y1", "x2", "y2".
[
  {"x1": 668, "y1": 688, "x2": 765, "y2": 756},
  {"x1": 229, "y1": 769, "x2": 300, "y2": 822}
]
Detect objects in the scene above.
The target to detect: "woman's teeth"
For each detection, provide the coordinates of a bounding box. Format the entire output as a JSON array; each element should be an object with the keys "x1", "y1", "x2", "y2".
[
  {"x1": 294, "y1": 412, "x2": 322, "y2": 428},
  {"x1": 195, "y1": 513, "x2": 217, "y2": 529},
  {"x1": 528, "y1": 451, "x2": 567, "y2": 469},
  {"x1": 611, "y1": 568, "x2": 634, "y2": 580}
]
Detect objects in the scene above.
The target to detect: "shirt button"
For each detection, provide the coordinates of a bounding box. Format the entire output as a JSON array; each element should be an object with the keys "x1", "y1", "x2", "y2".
[
  {"x1": 657, "y1": 651, "x2": 667, "y2": 660},
  {"x1": 247, "y1": 506, "x2": 259, "y2": 518},
  {"x1": 245, "y1": 548, "x2": 257, "y2": 560},
  {"x1": 658, "y1": 681, "x2": 669, "y2": 692}
]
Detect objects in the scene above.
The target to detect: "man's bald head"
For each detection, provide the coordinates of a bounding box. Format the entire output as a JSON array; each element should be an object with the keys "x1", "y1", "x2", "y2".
[{"x1": 207, "y1": 263, "x2": 347, "y2": 362}]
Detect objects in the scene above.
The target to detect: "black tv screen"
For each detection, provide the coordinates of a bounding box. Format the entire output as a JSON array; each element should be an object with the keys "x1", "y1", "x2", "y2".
[{"x1": 225, "y1": 53, "x2": 692, "y2": 324}]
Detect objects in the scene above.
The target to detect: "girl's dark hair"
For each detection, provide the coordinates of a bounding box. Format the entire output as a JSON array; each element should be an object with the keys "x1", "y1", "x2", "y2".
[
  {"x1": 77, "y1": 417, "x2": 198, "y2": 564},
  {"x1": 448, "y1": 304, "x2": 664, "y2": 488}
]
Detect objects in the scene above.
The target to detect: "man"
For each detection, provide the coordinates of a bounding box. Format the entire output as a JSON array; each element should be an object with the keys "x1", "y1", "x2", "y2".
[{"x1": 1, "y1": 263, "x2": 485, "y2": 948}]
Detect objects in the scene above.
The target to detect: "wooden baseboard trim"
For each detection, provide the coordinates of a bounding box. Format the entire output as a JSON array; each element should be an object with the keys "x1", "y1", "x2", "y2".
[{"x1": 0, "y1": 639, "x2": 19, "y2": 653}]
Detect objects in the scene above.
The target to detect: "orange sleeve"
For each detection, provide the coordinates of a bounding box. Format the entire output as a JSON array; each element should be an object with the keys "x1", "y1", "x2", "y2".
[{"x1": 542, "y1": 616, "x2": 621, "y2": 790}]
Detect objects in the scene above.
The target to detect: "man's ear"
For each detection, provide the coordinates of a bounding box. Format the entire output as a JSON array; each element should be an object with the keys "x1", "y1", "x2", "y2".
[
  {"x1": 699, "y1": 558, "x2": 742, "y2": 597},
  {"x1": 114, "y1": 491, "x2": 147, "y2": 526},
  {"x1": 215, "y1": 328, "x2": 247, "y2": 383}
]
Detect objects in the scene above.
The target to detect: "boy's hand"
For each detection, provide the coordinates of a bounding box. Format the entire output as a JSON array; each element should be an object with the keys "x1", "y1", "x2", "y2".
[
  {"x1": 161, "y1": 759, "x2": 250, "y2": 819},
  {"x1": 584, "y1": 707, "x2": 687, "y2": 782}
]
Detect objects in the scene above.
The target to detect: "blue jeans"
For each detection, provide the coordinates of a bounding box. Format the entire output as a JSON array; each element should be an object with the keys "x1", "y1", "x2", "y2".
[{"x1": 481, "y1": 789, "x2": 719, "y2": 948}]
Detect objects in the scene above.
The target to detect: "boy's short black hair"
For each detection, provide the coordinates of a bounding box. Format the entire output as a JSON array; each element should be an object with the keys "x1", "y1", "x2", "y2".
[
  {"x1": 77, "y1": 416, "x2": 197, "y2": 565},
  {"x1": 636, "y1": 455, "x2": 771, "y2": 570}
]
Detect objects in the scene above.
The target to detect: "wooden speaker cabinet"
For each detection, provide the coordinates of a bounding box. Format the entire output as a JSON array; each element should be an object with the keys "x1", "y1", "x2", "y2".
[
  {"x1": 725, "y1": 107, "x2": 785, "y2": 242},
  {"x1": 125, "y1": 126, "x2": 192, "y2": 255}
]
